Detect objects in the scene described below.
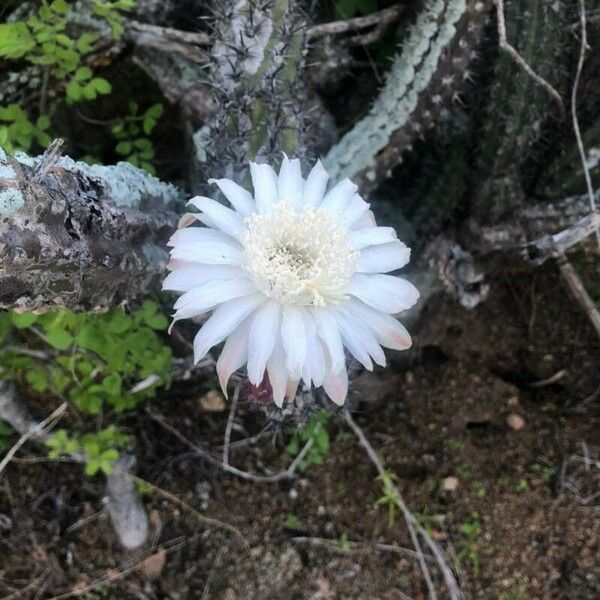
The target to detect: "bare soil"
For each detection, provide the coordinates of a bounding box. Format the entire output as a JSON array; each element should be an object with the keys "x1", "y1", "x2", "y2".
[{"x1": 1, "y1": 265, "x2": 599, "y2": 599}]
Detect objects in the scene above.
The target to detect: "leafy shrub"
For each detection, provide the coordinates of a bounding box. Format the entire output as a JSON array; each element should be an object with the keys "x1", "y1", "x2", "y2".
[{"x1": 0, "y1": 301, "x2": 171, "y2": 475}]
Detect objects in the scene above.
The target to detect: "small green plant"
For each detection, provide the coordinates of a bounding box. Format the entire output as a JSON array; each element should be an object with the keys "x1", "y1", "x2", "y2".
[
  {"x1": 515, "y1": 478, "x2": 530, "y2": 493},
  {"x1": 471, "y1": 481, "x2": 486, "y2": 499},
  {"x1": 531, "y1": 463, "x2": 556, "y2": 485},
  {"x1": 286, "y1": 410, "x2": 331, "y2": 471},
  {"x1": 65, "y1": 67, "x2": 111, "y2": 103},
  {"x1": 447, "y1": 437, "x2": 464, "y2": 452},
  {"x1": 457, "y1": 512, "x2": 484, "y2": 577},
  {"x1": 47, "y1": 425, "x2": 128, "y2": 475},
  {"x1": 333, "y1": 532, "x2": 350, "y2": 551},
  {"x1": 498, "y1": 585, "x2": 534, "y2": 600},
  {"x1": 456, "y1": 465, "x2": 472, "y2": 479},
  {"x1": 0, "y1": 104, "x2": 51, "y2": 154},
  {"x1": 283, "y1": 514, "x2": 301, "y2": 531},
  {"x1": 92, "y1": 0, "x2": 137, "y2": 39},
  {"x1": 375, "y1": 469, "x2": 401, "y2": 528},
  {"x1": 0, "y1": 301, "x2": 171, "y2": 477},
  {"x1": 111, "y1": 102, "x2": 163, "y2": 174}
]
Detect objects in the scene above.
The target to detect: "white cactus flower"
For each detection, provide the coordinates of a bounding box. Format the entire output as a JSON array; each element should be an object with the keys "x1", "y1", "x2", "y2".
[{"x1": 164, "y1": 157, "x2": 419, "y2": 407}]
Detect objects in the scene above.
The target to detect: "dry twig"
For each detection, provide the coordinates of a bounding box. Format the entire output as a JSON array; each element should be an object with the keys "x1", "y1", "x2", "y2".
[
  {"x1": 0, "y1": 402, "x2": 67, "y2": 477},
  {"x1": 147, "y1": 407, "x2": 313, "y2": 483},
  {"x1": 494, "y1": 0, "x2": 564, "y2": 112},
  {"x1": 222, "y1": 384, "x2": 240, "y2": 467},
  {"x1": 307, "y1": 4, "x2": 405, "y2": 40},
  {"x1": 571, "y1": 0, "x2": 600, "y2": 252},
  {"x1": 342, "y1": 409, "x2": 462, "y2": 600}
]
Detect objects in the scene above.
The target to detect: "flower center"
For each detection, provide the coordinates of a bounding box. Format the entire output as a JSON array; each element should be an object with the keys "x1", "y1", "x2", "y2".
[{"x1": 241, "y1": 203, "x2": 358, "y2": 307}]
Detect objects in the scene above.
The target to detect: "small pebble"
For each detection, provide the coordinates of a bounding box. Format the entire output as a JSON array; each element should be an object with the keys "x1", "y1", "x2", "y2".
[{"x1": 507, "y1": 413, "x2": 525, "y2": 431}]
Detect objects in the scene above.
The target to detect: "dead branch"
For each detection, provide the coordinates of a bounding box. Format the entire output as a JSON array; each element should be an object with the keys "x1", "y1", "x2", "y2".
[
  {"x1": 147, "y1": 407, "x2": 313, "y2": 484},
  {"x1": 342, "y1": 408, "x2": 462, "y2": 600},
  {"x1": 0, "y1": 146, "x2": 181, "y2": 311},
  {"x1": 494, "y1": 0, "x2": 564, "y2": 112},
  {"x1": 307, "y1": 4, "x2": 405, "y2": 40},
  {"x1": 571, "y1": 0, "x2": 600, "y2": 251},
  {"x1": 557, "y1": 254, "x2": 600, "y2": 341}
]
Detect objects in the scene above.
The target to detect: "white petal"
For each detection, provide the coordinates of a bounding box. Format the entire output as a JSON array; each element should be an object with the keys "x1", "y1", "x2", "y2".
[
  {"x1": 167, "y1": 226, "x2": 239, "y2": 248},
  {"x1": 278, "y1": 155, "x2": 303, "y2": 209},
  {"x1": 247, "y1": 301, "x2": 281, "y2": 385},
  {"x1": 311, "y1": 307, "x2": 345, "y2": 374},
  {"x1": 281, "y1": 306, "x2": 307, "y2": 379},
  {"x1": 193, "y1": 293, "x2": 265, "y2": 363},
  {"x1": 333, "y1": 308, "x2": 387, "y2": 369},
  {"x1": 267, "y1": 336, "x2": 288, "y2": 407},
  {"x1": 163, "y1": 264, "x2": 246, "y2": 292},
  {"x1": 170, "y1": 228, "x2": 243, "y2": 265},
  {"x1": 322, "y1": 368, "x2": 348, "y2": 406},
  {"x1": 358, "y1": 241, "x2": 411, "y2": 273},
  {"x1": 250, "y1": 162, "x2": 278, "y2": 213},
  {"x1": 319, "y1": 178, "x2": 357, "y2": 216},
  {"x1": 344, "y1": 298, "x2": 412, "y2": 350},
  {"x1": 208, "y1": 178, "x2": 256, "y2": 217},
  {"x1": 303, "y1": 311, "x2": 326, "y2": 387},
  {"x1": 187, "y1": 196, "x2": 245, "y2": 240},
  {"x1": 216, "y1": 316, "x2": 252, "y2": 397},
  {"x1": 348, "y1": 227, "x2": 397, "y2": 250},
  {"x1": 350, "y1": 209, "x2": 377, "y2": 230},
  {"x1": 348, "y1": 274, "x2": 420, "y2": 313},
  {"x1": 173, "y1": 278, "x2": 255, "y2": 321},
  {"x1": 339, "y1": 194, "x2": 370, "y2": 228},
  {"x1": 302, "y1": 159, "x2": 329, "y2": 209}
]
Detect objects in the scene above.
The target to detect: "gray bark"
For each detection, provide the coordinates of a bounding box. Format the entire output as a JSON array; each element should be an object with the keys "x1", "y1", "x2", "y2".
[{"x1": 0, "y1": 147, "x2": 182, "y2": 312}]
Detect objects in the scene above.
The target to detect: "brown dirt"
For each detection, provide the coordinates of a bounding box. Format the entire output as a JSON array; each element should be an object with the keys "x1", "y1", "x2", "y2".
[{"x1": 1, "y1": 266, "x2": 599, "y2": 600}]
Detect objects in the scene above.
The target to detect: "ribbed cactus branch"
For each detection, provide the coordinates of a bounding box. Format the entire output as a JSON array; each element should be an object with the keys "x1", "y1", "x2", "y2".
[
  {"x1": 193, "y1": 0, "x2": 307, "y2": 185},
  {"x1": 474, "y1": 0, "x2": 572, "y2": 218},
  {"x1": 323, "y1": 0, "x2": 490, "y2": 195}
]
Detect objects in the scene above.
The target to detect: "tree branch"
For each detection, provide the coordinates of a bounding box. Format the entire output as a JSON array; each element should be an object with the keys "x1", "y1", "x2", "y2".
[{"x1": 0, "y1": 145, "x2": 182, "y2": 311}]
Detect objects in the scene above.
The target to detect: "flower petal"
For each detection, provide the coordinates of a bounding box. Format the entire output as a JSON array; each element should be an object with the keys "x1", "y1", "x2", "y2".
[
  {"x1": 350, "y1": 209, "x2": 376, "y2": 230},
  {"x1": 302, "y1": 311, "x2": 326, "y2": 387},
  {"x1": 344, "y1": 298, "x2": 412, "y2": 350},
  {"x1": 173, "y1": 278, "x2": 256, "y2": 321},
  {"x1": 278, "y1": 155, "x2": 303, "y2": 209},
  {"x1": 187, "y1": 196, "x2": 245, "y2": 239},
  {"x1": 339, "y1": 194, "x2": 370, "y2": 228},
  {"x1": 358, "y1": 241, "x2": 411, "y2": 273},
  {"x1": 333, "y1": 308, "x2": 387, "y2": 369},
  {"x1": 163, "y1": 264, "x2": 246, "y2": 293},
  {"x1": 216, "y1": 316, "x2": 252, "y2": 397},
  {"x1": 247, "y1": 300, "x2": 281, "y2": 385},
  {"x1": 170, "y1": 228, "x2": 243, "y2": 265},
  {"x1": 302, "y1": 159, "x2": 329, "y2": 209},
  {"x1": 267, "y1": 336, "x2": 288, "y2": 408},
  {"x1": 319, "y1": 178, "x2": 358, "y2": 216},
  {"x1": 193, "y1": 293, "x2": 265, "y2": 363},
  {"x1": 167, "y1": 226, "x2": 240, "y2": 248},
  {"x1": 322, "y1": 368, "x2": 348, "y2": 406},
  {"x1": 348, "y1": 226, "x2": 397, "y2": 250},
  {"x1": 347, "y1": 273, "x2": 420, "y2": 313},
  {"x1": 311, "y1": 307, "x2": 345, "y2": 374},
  {"x1": 250, "y1": 162, "x2": 279, "y2": 213},
  {"x1": 208, "y1": 178, "x2": 256, "y2": 217},
  {"x1": 281, "y1": 306, "x2": 307, "y2": 379}
]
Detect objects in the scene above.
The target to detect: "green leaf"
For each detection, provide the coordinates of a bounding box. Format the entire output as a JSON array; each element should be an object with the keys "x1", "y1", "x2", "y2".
[
  {"x1": 11, "y1": 312, "x2": 38, "y2": 329},
  {"x1": 50, "y1": 0, "x2": 70, "y2": 14},
  {"x1": 45, "y1": 327, "x2": 73, "y2": 350},
  {"x1": 36, "y1": 115, "x2": 50, "y2": 130},
  {"x1": 89, "y1": 77, "x2": 111, "y2": 95},
  {"x1": 26, "y1": 369, "x2": 48, "y2": 392},
  {"x1": 0, "y1": 23, "x2": 36, "y2": 59},
  {"x1": 115, "y1": 141, "x2": 132, "y2": 155},
  {"x1": 74, "y1": 66, "x2": 93, "y2": 81},
  {"x1": 56, "y1": 34, "x2": 74, "y2": 48},
  {"x1": 65, "y1": 80, "x2": 82, "y2": 102},
  {"x1": 102, "y1": 372, "x2": 122, "y2": 396},
  {"x1": 77, "y1": 32, "x2": 100, "y2": 53}
]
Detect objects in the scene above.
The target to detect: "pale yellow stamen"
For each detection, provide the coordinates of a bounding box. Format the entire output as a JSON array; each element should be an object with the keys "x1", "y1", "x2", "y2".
[{"x1": 241, "y1": 203, "x2": 358, "y2": 307}]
